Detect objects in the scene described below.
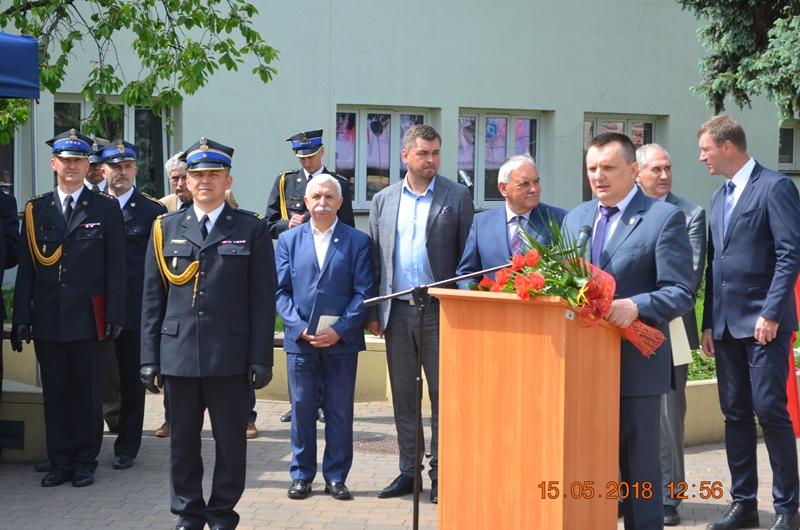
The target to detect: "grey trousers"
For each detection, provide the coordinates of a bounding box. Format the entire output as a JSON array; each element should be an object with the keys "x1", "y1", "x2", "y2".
[
  {"x1": 384, "y1": 299, "x2": 439, "y2": 481},
  {"x1": 660, "y1": 363, "x2": 688, "y2": 507}
]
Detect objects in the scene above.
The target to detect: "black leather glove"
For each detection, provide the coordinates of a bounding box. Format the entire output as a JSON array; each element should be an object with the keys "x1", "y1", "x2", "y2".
[
  {"x1": 10, "y1": 324, "x2": 31, "y2": 352},
  {"x1": 248, "y1": 364, "x2": 272, "y2": 389},
  {"x1": 140, "y1": 364, "x2": 162, "y2": 393},
  {"x1": 105, "y1": 323, "x2": 123, "y2": 341}
]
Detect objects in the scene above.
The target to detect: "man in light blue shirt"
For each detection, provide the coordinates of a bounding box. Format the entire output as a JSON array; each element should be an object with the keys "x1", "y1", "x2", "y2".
[{"x1": 367, "y1": 125, "x2": 474, "y2": 505}]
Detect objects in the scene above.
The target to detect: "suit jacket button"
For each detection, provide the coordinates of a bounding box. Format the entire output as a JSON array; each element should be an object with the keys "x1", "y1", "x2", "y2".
[
  {"x1": 200, "y1": 271, "x2": 206, "y2": 277},
  {"x1": 721, "y1": 281, "x2": 727, "y2": 286},
  {"x1": 200, "y1": 252, "x2": 206, "y2": 259},
  {"x1": 198, "y1": 311, "x2": 204, "y2": 317}
]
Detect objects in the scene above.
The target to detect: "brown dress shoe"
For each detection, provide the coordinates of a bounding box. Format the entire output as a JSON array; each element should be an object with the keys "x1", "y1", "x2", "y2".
[
  {"x1": 246, "y1": 422, "x2": 258, "y2": 439},
  {"x1": 155, "y1": 422, "x2": 169, "y2": 438}
]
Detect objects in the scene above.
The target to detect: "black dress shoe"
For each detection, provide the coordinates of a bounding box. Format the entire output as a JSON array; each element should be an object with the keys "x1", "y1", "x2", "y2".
[
  {"x1": 707, "y1": 503, "x2": 759, "y2": 529},
  {"x1": 325, "y1": 481, "x2": 352, "y2": 500},
  {"x1": 430, "y1": 479, "x2": 438, "y2": 504},
  {"x1": 377, "y1": 474, "x2": 416, "y2": 498},
  {"x1": 41, "y1": 469, "x2": 71, "y2": 487},
  {"x1": 71, "y1": 468, "x2": 95, "y2": 488},
  {"x1": 317, "y1": 407, "x2": 325, "y2": 423},
  {"x1": 771, "y1": 513, "x2": 800, "y2": 530},
  {"x1": 664, "y1": 505, "x2": 680, "y2": 526},
  {"x1": 287, "y1": 479, "x2": 312, "y2": 499},
  {"x1": 280, "y1": 410, "x2": 292, "y2": 422},
  {"x1": 112, "y1": 455, "x2": 134, "y2": 469},
  {"x1": 33, "y1": 460, "x2": 52, "y2": 473}
]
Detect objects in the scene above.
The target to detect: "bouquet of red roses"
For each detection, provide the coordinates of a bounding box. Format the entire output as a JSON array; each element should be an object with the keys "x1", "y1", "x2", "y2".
[{"x1": 472, "y1": 218, "x2": 664, "y2": 357}]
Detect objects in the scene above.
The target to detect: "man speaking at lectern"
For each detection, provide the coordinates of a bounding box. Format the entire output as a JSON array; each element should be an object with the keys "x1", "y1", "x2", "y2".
[{"x1": 562, "y1": 132, "x2": 694, "y2": 530}]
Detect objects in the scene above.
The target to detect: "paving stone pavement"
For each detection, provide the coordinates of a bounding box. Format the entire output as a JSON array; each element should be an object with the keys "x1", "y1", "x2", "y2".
[{"x1": 0, "y1": 394, "x2": 797, "y2": 529}]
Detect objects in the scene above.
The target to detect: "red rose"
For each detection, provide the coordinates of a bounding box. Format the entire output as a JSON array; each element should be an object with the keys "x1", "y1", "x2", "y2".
[
  {"x1": 528, "y1": 273, "x2": 546, "y2": 291},
  {"x1": 511, "y1": 254, "x2": 526, "y2": 271},
  {"x1": 514, "y1": 274, "x2": 531, "y2": 300},
  {"x1": 477, "y1": 276, "x2": 494, "y2": 291},
  {"x1": 524, "y1": 249, "x2": 540, "y2": 267},
  {"x1": 495, "y1": 267, "x2": 512, "y2": 285}
]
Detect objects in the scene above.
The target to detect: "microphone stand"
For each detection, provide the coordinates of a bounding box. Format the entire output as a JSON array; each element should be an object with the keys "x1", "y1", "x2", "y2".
[{"x1": 363, "y1": 262, "x2": 512, "y2": 530}]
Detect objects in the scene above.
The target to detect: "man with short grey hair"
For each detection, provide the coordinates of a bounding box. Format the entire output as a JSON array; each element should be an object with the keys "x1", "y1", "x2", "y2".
[
  {"x1": 456, "y1": 153, "x2": 565, "y2": 287},
  {"x1": 636, "y1": 143, "x2": 706, "y2": 527},
  {"x1": 367, "y1": 124, "x2": 474, "y2": 504}
]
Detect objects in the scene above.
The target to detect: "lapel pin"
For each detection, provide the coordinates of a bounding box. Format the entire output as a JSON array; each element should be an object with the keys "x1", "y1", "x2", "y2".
[
  {"x1": 629, "y1": 217, "x2": 636, "y2": 225},
  {"x1": 334, "y1": 237, "x2": 339, "y2": 243},
  {"x1": 82, "y1": 200, "x2": 88, "y2": 206},
  {"x1": 50, "y1": 200, "x2": 55, "y2": 206},
  {"x1": 296, "y1": 177, "x2": 301, "y2": 182},
  {"x1": 130, "y1": 202, "x2": 136, "y2": 208},
  {"x1": 226, "y1": 215, "x2": 232, "y2": 220}
]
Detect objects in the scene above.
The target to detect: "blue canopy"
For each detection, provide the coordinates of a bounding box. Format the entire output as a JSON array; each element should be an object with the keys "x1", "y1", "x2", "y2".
[{"x1": 0, "y1": 32, "x2": 39, "y2": 99}]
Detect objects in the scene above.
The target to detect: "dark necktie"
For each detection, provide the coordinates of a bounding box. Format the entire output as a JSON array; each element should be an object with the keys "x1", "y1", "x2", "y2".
[
  {"x1": 591, "y1": 205, "x2": 619, "y2": 266},
  {"x1": 723, "y1": 180, "x2": 736, "y2": 236},
  {"x1": 63, "y1": 195, "x2": 74, "y2": 224},
  {"x1": 509, "y1": 215, "x2": 526, "y2": 255},
  {"x1": 91, "y1": 184, "x2": 100, "y2": 193},
  {"x1": 200, "y1": 214, "x2": 209, "y2": 240}
]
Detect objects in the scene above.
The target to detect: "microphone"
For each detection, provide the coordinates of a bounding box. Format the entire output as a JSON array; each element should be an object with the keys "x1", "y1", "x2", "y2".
[{"x1": 576, "y1": 225, "x2": 592, "y2": 257}]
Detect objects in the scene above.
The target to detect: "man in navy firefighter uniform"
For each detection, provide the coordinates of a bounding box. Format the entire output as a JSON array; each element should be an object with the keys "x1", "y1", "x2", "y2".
[
  {"x1": 99, "y1": 140, "x2": 167, "y2": 469},
  {"x1": 12, "y1": 129, "x2": 126, "y2": 488},
  {"x1": 140, "y1": 137, "x2": 276, "y2": 530}
]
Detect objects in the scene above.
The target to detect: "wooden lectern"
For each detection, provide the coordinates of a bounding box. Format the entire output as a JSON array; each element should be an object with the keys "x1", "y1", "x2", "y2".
[{"x1": 430, "y1": 289, "x2": 621, "y2": 530}]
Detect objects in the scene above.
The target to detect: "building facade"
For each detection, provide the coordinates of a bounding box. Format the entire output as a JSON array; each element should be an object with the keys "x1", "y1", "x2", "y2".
[{"x1": 0, "y1": 0, "x2": 791, "y2": 231}]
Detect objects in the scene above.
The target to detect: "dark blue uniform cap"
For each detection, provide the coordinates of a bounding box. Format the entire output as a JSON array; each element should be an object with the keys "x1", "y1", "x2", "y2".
[
  {"x1": 88, "y1": 137, "x2": 109, "y2": 164},
  {"x1": 46, "y1": 128, "x2": 93, "y2": 158},
  {"x1": 99, "y1": 140, "x2": 137, "y2": 164},
  {"x1": 287, "y1": 129, "x2": 323, "y2": 157},
  {"x1": 181, "y1": 137, "x2": 234, "y2": 171}
]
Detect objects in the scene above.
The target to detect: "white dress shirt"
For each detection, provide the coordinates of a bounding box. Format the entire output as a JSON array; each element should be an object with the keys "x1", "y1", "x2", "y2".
[
  {"x1": 193, "y1": 202, "x2": 226, "y2": 235},
  {"x1": 311, "y1": 219, "x2": 338, "y2": 269},
  {"x1": 726, "y1": 157, "x2": 755, "y2": 209}
]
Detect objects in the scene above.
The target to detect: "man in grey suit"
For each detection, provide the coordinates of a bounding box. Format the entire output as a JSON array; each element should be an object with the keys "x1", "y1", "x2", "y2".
[
  {"x1": 636, "y1": 143, "x2": 706, "y2": 527},
  {"x1": 563, "y1": 133, "x2": 694, "y2": 530},
  {"x1": 367, "y1": 124, "x2": 474, "y2": 505}
]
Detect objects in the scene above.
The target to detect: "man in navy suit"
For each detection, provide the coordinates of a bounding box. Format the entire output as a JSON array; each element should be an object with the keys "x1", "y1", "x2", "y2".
[
  {"x1": 563, "y1": 133, "x2": 694, "y2": 530},
  {"x1": 455, "y1": 153, "x2": 565, "y2": 287},
  {"x1": 276, "y1": 174, "x2": 373, "y2": 501},
  {"x1": 698, "y1": 115, "x2": 800, "y2": 530}
]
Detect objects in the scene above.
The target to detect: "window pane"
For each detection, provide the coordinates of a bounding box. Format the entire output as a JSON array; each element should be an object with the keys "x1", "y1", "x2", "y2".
[
  {"x1": 630, "y1": 122, "x2": 653, "y2": 147},
  {"x1": 98, "y1": 104, "x2": 124, "y2": 140},
  {"x1": 780, "y1": 128, "x2": 794, "y2": 165},
  {"x1": 583, "y1": 121, "x2": 595, "y2": 201},
  {"x1": 335, "y1": 112, "x2": 357, "y2": 199},
  {"x1": 514, "y1": 118, "x2": 537, "y2": 159},
  {"x1": 134, "y1": 108, "x2": 164, "y2": 197},
  {"x1": 484, "y1": 117, "x2": 507, "y2": 201},
  {"x1": 601, "y1": 121, "x2": 624, "y2": 134},
  {"x1": 54, "y1": 102, "x2": 81, "y2": 134},
  {"x1": 458, "y1": 116, "x2": 476, "y2": 195},
  {"x1": 366, "y1": 113, "x2": 391, "y2": 201},
  {"x1": 583, "y1": 121, "x2": 595, "y2": 149},
  {"x1": 0, "y1": 140, "x2": 14, "y2": 197},
  {"x1": 399, "y1": 114, "x2": 424, "y2": 172}
]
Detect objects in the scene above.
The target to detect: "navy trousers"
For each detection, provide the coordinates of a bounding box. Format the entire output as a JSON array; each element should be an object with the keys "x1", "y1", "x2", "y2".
[
  {"x1": 715, "y1": 328, "x2": 799, "y2": 514},
  {"x1": 286, "y1": 350, "x2": 358, "y2": 483},
  {"x1": 35, "y1": 338, "x2": 107, "y2": 473},
  {"x1": 620, "y1": 394, "x2": 663, "y2": 530}
]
